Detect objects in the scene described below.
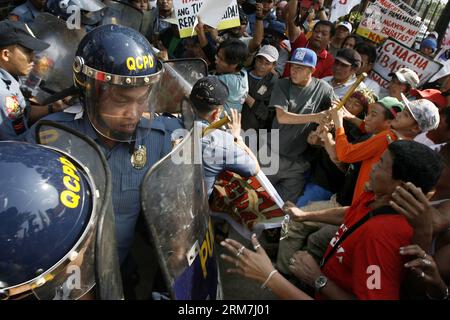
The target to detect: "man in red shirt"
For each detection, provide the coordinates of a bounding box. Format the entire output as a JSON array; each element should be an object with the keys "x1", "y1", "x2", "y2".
[
  {"x1": 219, "y1": 140, "x2": 443, "y2": 300},
  {"x1": 284, "y1": 0, "x2": 335, "y2": 79}
]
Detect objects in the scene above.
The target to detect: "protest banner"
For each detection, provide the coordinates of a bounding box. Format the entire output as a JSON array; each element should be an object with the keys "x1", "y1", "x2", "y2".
[
  {"x1": 173, "y1": 0, "x2": 240, "y2": 39},
  {"x1": 377, "y1": 0, "x2": 418, "y2": 17},
  {"x1": 356, "y1": 0, "x2": 422, "y2": 47},
  {"x1": 329, "y1": 0, "x2": 360, "y2": 22},
  {"x1": 369, "y1": 38, "x2": 442, "y2": 89}
]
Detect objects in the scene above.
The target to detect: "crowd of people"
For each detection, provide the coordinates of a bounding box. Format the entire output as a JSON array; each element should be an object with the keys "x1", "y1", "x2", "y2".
[{"x1": 0, "y1": 0, "x2": 449, "y2": 300}]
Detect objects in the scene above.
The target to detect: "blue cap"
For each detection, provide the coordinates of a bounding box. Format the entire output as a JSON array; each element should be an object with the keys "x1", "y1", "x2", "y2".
[
  {"x1": 287, "y1": 48, "x2": 317, "y2": 68},
  {"x1": 421, "y1": 37, "x2": 437, "y2": 52}
]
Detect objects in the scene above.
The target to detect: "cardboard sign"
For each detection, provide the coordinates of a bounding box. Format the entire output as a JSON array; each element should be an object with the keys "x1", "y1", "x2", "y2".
[
  {"x1": 378, "y1": 0, "x2": 418, "y2": 17},
  {"x1": 173, "y1": 0, "x2": 240, "y2": 38},
  {"x1": 369, "y1": 38, "x2": 442, "y2": 89},
  {"x1": 329, "y1": 0, "x2": 360, "y2": 22},
  {"x1": 357, "y1": 0, "x2": 422, "y2": 46}
]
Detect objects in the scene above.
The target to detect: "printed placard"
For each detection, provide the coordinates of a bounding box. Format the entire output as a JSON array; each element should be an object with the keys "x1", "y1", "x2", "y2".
[
  {"x1": 369, "y1": 38, "x2": 442, "y2": 89},
  {"x1": 173, "y1": 0, "x2": 240, "y2": 38}
]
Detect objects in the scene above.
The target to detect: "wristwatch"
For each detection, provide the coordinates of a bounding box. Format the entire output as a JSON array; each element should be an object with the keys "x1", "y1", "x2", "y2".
[{"x1": 314, "y1": 275, "x2": 328, "y2": 292}]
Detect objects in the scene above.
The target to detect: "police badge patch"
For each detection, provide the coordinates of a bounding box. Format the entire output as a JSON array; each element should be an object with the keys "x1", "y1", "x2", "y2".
[
  {"x1": 131, "y1": 145, "x2": 147, "y2": 169},
  {"x1": 5, "y1": 96, "x2": 22, "y2": 120}
]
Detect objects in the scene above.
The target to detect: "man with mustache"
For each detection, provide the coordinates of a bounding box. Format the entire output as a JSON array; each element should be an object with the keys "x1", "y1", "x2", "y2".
[{"x1": 0, "y1": 20, "x2": 49, "y2": 140}]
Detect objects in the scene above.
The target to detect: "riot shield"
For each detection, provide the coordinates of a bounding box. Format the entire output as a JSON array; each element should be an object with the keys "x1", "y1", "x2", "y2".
[
  {"x1": 35, "y1": 121, "x2": 123, "y2": 300},
  {"x1": 101, "y1": 0, "x2": 143, "y2": 31},
  {"x1": 25, "y1": 13, "x2": 86, "y2": 105},
  {"x1": 150, "y1": 58, "x2": 208, "y2": 117},
  {"x1": 141, "y1": 123, "x2": 222, "y2": 300}
]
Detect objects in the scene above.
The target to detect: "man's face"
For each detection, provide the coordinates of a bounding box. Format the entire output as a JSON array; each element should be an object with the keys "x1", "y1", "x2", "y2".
[
  {"x1": 157, "y1": 0, "x2": 173, "y2": 11},
  {"x1": 388, "y1": 76, "x2": 408, "y2": 98},
  {"x1": 97, "y1": 85, "x2": 151, "y2": 137},
  {"x1": 215, "y1": 49, "x2": 237, "y2": 74},
  {"x1": 310, "y1": 24, "x2": 332, "y2": 51},
  {"x1": 276, "y1": 1, "x2": 287, "y2": 20},
  {"x1": 262, "y1": 0, "x2": 274, "y2": 14},
  {"x1": 363, "y1": 103, "x2": 391, "y2": 134},
  {"x1": 130, "y1": 0, "x2": 149, "y2": 11},
  {"x1": 3, "y1": 45, "x2": 35, "y2": 77},
  {"x1": 369, "y1": 151, "x2": 396, "y2": 195},
  {"x1": 342, "y1": 37, "x2": 356, "y2": 50},
  {"x1": 427, "y1": 109, "x2": 450, "y2": 143},
  {"x1": 333, "y1": 59, "x2": 356, "y2": 82},
  {"x1": 253, "y1": 55, "x2": 274, "y2": 77},
  {"x1": 290, "y1": 63, "x2": 313, "y2": 86},
  {"x1": 420, "y1": 46, "x2": 433, "y2": 56},
  {"x1": 335, "y1": 26, "x2": 350, "y2": 41},
  {"x1": 390, "y1": 108, "x2": 417, "y2": 131},
  {"x1": 345, "y1": 97, "x2": 364, "y2": 116}
]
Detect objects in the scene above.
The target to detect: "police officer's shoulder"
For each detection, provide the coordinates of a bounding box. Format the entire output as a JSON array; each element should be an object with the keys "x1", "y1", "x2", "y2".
[{"x1": 152, "y1": 114, "x2": 184, "y2": 134}]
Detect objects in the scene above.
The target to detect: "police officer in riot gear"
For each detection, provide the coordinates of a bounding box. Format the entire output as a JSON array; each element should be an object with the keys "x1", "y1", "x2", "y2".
[{"x1": 27, "y1": 24, "x2": 182, "y2": 295}]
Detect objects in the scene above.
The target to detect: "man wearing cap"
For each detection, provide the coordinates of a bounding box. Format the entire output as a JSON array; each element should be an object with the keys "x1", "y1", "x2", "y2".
[
  {"x1": 190, "y1": 75, "x2": 260, "y2": 196},
  {"x1": 330, "y1": 95, "x2": 440, "y2": 204},
  {"x1": 284, "y1": 0, "x2": 335, "y2": 79},
  {"x1": 242, "y1": 45, "x2": 279, "y2": 132},
  {"x1": 8, "y1": 0, "x2": 47, "y2": 25},
  {"x1": 322, "y1": 48, "x2": 366, "y2": 99},
  {"x1": 382, "y1": 67, "x2": 420, "y2": 100},
  {"x1": 410, "y1": 89, "x2": 450, "y2": 150},
  {"x1": 0, "y1": 20, "x2": 49, "y2": 140},
  {"x1": 266, "y1": 47, "x2": 335, "y2": 202},
  {"x1": 329, "y1": 21, "x2": 352, "y2": 57},
  {"x1": 420, "y1": 37, "x2": 438, "y2": 57}
]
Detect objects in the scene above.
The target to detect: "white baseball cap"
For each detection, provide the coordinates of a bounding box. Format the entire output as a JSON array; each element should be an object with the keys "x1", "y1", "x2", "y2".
[
  {"x1": 337, "y1": 21, "x2": 352, "y2": 33},
  {"x1": 256, "y1": 45, "x2": 279, "y2": 63},
  {"x1": 401, "y1": 93, "x2": 440, "y2": 132}
]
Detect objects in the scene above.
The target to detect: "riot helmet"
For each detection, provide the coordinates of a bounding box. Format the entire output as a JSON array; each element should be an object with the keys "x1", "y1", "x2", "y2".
[
  {"x1": 73, "y1": 24, "x2": 163, "y2": 142},
  {"x1": 0, "y1": 141, "x2": 97, "y2": 300}
]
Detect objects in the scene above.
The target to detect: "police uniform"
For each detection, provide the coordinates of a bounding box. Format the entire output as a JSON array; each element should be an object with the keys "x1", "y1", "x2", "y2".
[
  {"x1": 0, "y1": 20, "x2": 49, "y2": 140},
  {"x1": 27, "y1": 109, "x2": 183, "y2": 263},
  {"x1": 27, "y1": 107, "x2": 182, "y2": 262},
  {"x1": 199, "y1": 120, "x2": 258, "y2": 196},
  {"x1": 9, "y1": 0, "x2": 41, "y2": 24},
  {"x1": 0, "y1": 68, "x2": 28, "y2": 140}
]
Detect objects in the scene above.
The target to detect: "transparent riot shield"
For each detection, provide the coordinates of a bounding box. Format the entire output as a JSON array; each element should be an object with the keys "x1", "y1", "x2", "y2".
[
  {"x1": 101, "y1": 0, "x2": 143, "y2": 31},
  {"x1": 150, "y1": 58, "x2": 208, "y2": 116},
  {"x1": 141, "y1": 123, "x2": 222, "y2": 300},
  {"x1": 35, "y1": 121, "x2": 123, "y2": 300},
  {"x1": 24, "y1": 13, "x2": 86, "y2": 105}
]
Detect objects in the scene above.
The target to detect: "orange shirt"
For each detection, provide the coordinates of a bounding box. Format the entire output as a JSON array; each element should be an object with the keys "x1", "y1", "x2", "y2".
[{"x1": 335, "y1": 127, "x2": 398, "y2": 205}]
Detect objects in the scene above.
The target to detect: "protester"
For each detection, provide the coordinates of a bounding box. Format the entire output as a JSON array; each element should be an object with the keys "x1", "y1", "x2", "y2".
[
  {"x1": 322, "y1": 48, "x2": 365, "y2": 99},
  {"x1": 328, "y1": 21, "x2": 352, "y2": 56},
  {"x1": 221, "y1": 140, "x2": 443, "y2": 300},
  {"x1": 266, "y1": 47, "x2": 334, "y2": 202}
]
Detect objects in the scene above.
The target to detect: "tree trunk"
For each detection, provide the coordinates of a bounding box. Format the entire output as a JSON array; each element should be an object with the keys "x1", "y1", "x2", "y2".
[{"x1": 434, "y1": 0, "x2": 450, "y2": 47}]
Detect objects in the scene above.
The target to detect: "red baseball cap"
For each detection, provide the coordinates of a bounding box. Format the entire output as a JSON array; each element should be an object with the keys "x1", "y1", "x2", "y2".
[{"x1": 410, "y1": 89, "x2": 447, "y2": 109}]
